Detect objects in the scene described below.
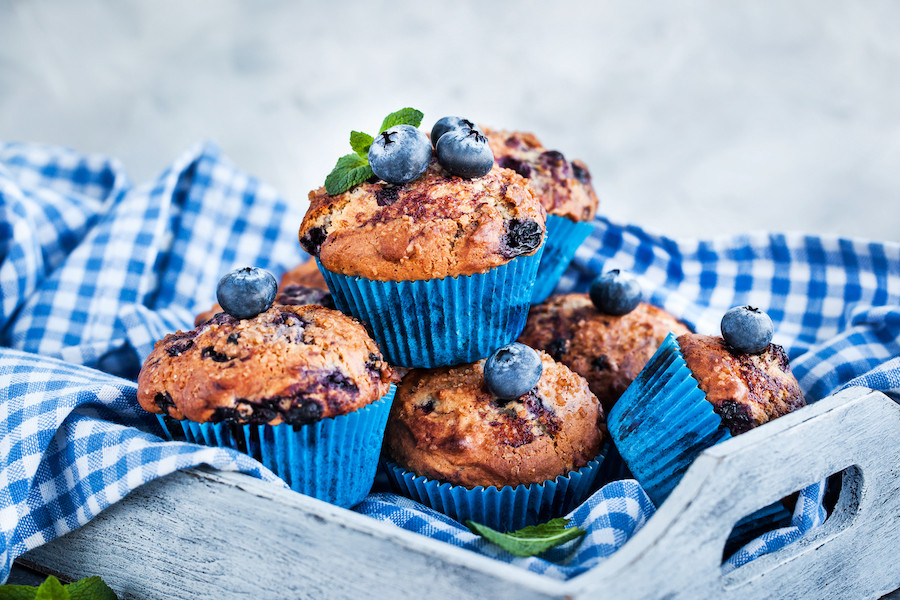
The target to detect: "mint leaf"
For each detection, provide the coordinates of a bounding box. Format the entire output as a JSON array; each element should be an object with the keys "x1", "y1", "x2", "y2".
[
  {"x1": 349, "y1": 130, "x2": 374, "y2": 158},
  {"x1": 65, "y1": 577, "x2": 117, "y2": 600},
  {"x1": 466, "y1": 518, "x2": 586, "y2": 557},
  {"x1": 33, "y1": 577, "x2": 68, "y2": 600},
  {"x1": 0, "y1": 584, "x2": 38, "y2": 599},
  {"x1": 379, "y1": 108, "x2": 424, "y2": 133},
  {"x1": 324, "y1": 153, "x2": 374, "y2": 196}
]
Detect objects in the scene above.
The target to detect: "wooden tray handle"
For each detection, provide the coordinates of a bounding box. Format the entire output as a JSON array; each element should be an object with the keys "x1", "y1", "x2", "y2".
[{"x1": 577, "y1": 386, "x2": 900, "y2": 600}]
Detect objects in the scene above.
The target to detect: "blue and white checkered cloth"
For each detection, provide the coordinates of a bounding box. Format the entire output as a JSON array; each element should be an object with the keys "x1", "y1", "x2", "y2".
[{"x1": 1, "y1": 141, "x2": 897, "y2": 584}]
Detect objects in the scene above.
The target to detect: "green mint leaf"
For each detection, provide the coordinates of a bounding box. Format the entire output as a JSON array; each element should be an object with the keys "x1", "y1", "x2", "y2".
[
  {"x1": 65, "y1": 576, "x2": 117, "y2": 600},
  {"x1": 466, "y1": 518, "x2": 586, "y2": 557},
  {"x1": 324, "y1": 153, "x2": 373, "y2": 196},
  {"x1": 349, "y1": 130, "x2": 374, "y2": 158},
  {"x1": 379, "y1": 107, "x2": 424, "y2": 133},
  {"x1": 33, "y1": 577, "x2": 68, "y2": 600},
  {"x1": 0, "y1": 584, "x2": 39, "y2": 599}
]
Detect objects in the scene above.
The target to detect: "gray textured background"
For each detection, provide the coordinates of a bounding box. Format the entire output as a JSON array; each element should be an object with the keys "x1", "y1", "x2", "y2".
[{"x1": 2, "y1": 0, "x2": 899, "y2": 242}]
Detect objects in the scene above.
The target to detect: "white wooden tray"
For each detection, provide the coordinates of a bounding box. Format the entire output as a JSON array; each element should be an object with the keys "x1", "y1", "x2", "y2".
[{"x1": 19, "y1": 386, "x2": 900, "y2": 599}]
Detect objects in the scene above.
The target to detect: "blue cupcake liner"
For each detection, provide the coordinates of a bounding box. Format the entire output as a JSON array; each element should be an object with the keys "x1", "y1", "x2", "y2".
[
  {"x1": 157, "y1": 385, "x2": 396, "y2": 508},
  {"x1": 382, "y1": 444, "x2": 605, "y2": 533},
  {"x1": 530, "y1": 215, "x2": 594, "y2": 305},
  {"x1": 316, "y1": 248, "x2": 544, "y2": 368},
  {"x1": 607, "y1": 333, "x2": 732, "y2": 506}
]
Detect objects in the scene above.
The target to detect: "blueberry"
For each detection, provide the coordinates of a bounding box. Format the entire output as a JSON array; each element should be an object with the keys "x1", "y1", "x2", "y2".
[
  {"x1": 367, "y1": 125, "x2": 432, "y2": 185},
  {"x1": 589, "y1": 270, "x2": 642, "y2": 316},
  {"x1": 484, "y1": 343, "x2": 543, "y2": 400},
  {"x1": 216, "y1": 267, "x2": 278, "y2": 320},
  {"x1": 721, "y1": 306, "x2": 774, "y2": 354},
  {"x1": 430, "y1": 116, "x2": 483, "y2": 147},
  {"x1": 435, "y1": 127, "x2": 494, "y2": 178}
]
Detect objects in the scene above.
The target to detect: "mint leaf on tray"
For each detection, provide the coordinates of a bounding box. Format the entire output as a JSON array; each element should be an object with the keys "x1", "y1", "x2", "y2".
[
  {"x1": 466, "y1": 518, "x2": 586, "y2": 557},
  {"x1": 0, "y1": 575, "x2": 118, "y2": 600}
]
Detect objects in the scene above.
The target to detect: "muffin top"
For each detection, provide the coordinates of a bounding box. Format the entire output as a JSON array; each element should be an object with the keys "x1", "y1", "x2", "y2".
[
  {"x1": 298, "y1": 158, "x2": 546, "y2": 281},
  {"x1": 677, "y1": 333, "x2": 805, "y2": 435},
  {"x1": 518, "y1": 294, "x2": 691, "y2": 413},
  {"x1": 483, "y1": 128, "x2": 599, "y2": 223},
  {"x1": 385, "y1": 352, "x2": 603, "y2": 489},
  {"x1": 138, "y1": 304, "x2": 395, "y2": 426}
]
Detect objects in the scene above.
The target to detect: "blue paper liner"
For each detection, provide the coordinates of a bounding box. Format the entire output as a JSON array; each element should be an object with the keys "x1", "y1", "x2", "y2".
[
  {"x1": 382, "y1": 446, "x2": 605, "y2": 533},
  {"x1": 157, "y1": 385, "x2": 396, "y2": 508},
  {"x1": 607, "y1": 333, "x2": 732, "y2": 506},
  {"x1": 316, "y1": 248, "x2": 544, "y2": 368},
  {"x1": 530, "y1": 215, "x2": 594, "y2": 305}
]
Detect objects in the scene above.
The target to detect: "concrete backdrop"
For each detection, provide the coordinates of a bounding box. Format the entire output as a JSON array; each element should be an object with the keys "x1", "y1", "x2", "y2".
[{"x1": 2, "y1": 0, "x2": 899, "y2": 242}]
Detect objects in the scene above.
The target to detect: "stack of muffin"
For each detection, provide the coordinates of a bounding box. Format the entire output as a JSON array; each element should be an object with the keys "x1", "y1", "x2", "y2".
[{"x1": 136, "y1": 115, "x2": 809, "y2": 534}]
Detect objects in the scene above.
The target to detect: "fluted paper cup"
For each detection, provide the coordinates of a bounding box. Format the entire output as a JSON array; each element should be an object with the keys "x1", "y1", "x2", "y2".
[{"x1": 530, "y1": 215, "x2": 594, "y2": 304}]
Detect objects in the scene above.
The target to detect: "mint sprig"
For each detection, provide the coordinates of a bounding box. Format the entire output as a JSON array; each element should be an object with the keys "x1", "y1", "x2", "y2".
[
  {"x1": 466, "y1": 518, "x2": 586, "y2": 557},
  {"x1": 324, "y1": 107, "x2": 425, "y2": 195},
  {"x1": 0, "y1": 575, "x2": 117, "y2": 600}
]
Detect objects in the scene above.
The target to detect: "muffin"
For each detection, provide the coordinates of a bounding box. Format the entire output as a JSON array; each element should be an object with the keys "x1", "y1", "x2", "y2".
[
  {"x1": 299, "y1": 158, "x2": 547, "y2": 368},
  {"x1": 607, "y1": 331, "x2": 806, "y2": 505},
  {"x1": 518, "y1": 294, "x2": 691, "y2": 413},
  {"x1": 484, "y1": 128, "x2": 599, "y2": 303},
  {"x1": 195, "y1": 260, "x2": 332, "y2": 326},
  {"x1": 383, "y1": 351, "x2": 604, "y2": 531},
  {"x1": 138, "y1": 304, "x2": 397, "y2": 507}
]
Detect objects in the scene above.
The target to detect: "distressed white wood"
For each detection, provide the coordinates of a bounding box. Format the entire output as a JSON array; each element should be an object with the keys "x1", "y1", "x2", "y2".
[{"x1": 21, "y1": 387, "x2": 900, "y2": 599}]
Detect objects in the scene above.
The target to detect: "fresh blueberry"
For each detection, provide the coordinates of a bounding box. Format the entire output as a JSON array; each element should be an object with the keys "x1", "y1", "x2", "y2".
[
  {"x1": 430, "y1": 116, "x2": 483, "y2": 147},
  {"x1": 589, "y1": 270, "x2": 642, "y2": 316},
  {"x1": 367, "y1": 124, "x2": 432, "y2": 185},
  {"x1": 216, "y1": 267, "x2": 278, "y2": 320},
  {"x1": 435, "y1": 126, "x2": 494, "y2": 178},
  {"x1": 484, "y1": 342, "x2": 543, "y2": 400},
  {"x1": 721, "y1": 306, "x2": 774, "y2": 354}
]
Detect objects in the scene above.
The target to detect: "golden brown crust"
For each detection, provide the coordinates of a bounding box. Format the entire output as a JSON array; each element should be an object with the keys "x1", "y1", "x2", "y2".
[
  {"x1": 518, "y1": 294, "x2": 690, "y2": 413},
  {"x1": 483, "y1": 127, "x2": 599, "y2": 222},
  {"x1": 298, "y1": 159, "x2": 546, "y2": 281},
  {"x1": 385, "y1": 352, "x2": 603, "y2": 489},
  {"x1": 677, "y1": 333, "x2": 806, "y2": 435},
  {"x1": 279, "y1": 259, "x2": 328, "y2": 289},
  {"x1": 138, "y1": 305, "x2": 395, "y2": 426}
]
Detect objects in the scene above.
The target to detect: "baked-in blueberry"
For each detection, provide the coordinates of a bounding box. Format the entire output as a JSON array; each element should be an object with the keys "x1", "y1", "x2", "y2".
[
  {"x1": 500, "y1": 218, "x2": 543, "y2": 258},
  {"x1": 589, "y1": 270, "x2": 642, "y2": 316},
  {"x1": 368, "y1": 124, "x2": 432, "y2": 185},
  {"x1": 721, "y1": 305, "x2": 774, "y2": 354},
  {"x1": 484, "y1": 342, "x2": 543, "y2": 400},
  {"x1": 435, "y1": 126, "x2": 494, "y2": 178},
  {"x1": 216, "y1": 266, "x2": 278, "y2": 320}
]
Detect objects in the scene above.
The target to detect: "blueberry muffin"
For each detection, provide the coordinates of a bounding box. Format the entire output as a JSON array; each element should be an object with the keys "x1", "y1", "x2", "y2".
[
  {"x1": 299, "y1": 159, "x2": 546, "y2": 281},
  {"x1": 195, "y1": 261, "x2": 332, "y2": 327},
  {"x1": 483, "y1": 128, "x2": 598, "y2": 223},
  {"x1": 518, "y1": 294, "x2": 691, "y2": 413},
  {"x1": 483, "y1": 127, "x2": 599, "y2": 303},
  {"x1": 385, "y1": 351, "x2": 603, "y2": 489},
  {"x1": 677, "y1": 333, "x2": 805, "y2": 435},
  {"x1": 139, "y1": 304, "x2": 394, "y2": 425},
  {"x1": 299, "y1": 158, "x2": 548, "y2": 368}
]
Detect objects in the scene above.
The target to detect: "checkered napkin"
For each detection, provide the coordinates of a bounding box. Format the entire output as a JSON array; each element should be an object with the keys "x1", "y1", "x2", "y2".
[{"x1": 2, "y1": 142, "x2": 898, "y2": 584}]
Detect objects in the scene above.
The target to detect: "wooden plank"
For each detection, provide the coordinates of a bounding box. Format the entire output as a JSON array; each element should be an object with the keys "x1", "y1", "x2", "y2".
[{"x1": 21, "y1": 387, "x2": 900, "y2": 599}]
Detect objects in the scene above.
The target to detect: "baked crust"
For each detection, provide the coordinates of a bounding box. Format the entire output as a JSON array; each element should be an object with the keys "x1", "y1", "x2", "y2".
[
  {"x1": 138, "y1": 304, "x2": 394, "y2": 425},
  {"x1": 677, "y1": 333, "x2": 806, "y2": 435},
  {"x1": 385, "y1": 352, "x2": 603, "y2": 489},
  {"x1": 518, "y1": 294, "x2": 690, "y2": 413},
  {"x1": 298, "y1": 159, "x2": 546, "y2": 281},
  {"x1": 483, "y1": 127, "x2": 599, "y2": 222}
]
